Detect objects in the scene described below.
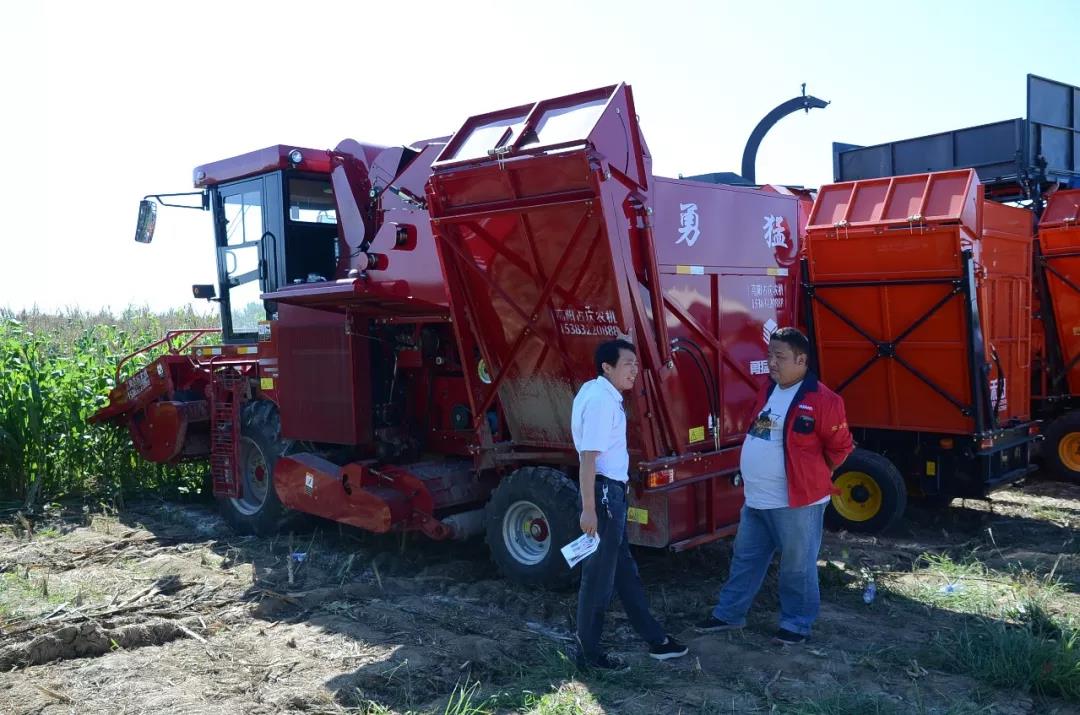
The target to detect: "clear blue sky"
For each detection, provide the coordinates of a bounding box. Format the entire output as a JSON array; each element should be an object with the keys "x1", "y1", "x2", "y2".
[{"x1": 3, "y1": 0, "x2": 1077, "y2": 312}]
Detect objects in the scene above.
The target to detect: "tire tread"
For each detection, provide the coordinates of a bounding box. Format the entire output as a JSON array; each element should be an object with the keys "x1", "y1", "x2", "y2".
[{"x1": 485, "y1": 466, "x2": 581, "y2": 589}]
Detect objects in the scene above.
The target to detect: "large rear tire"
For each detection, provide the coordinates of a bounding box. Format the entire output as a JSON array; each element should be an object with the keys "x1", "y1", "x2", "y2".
[
  {"x1": 216, "y1": 400, "x2": 290, "y2": 536},
  {"x1": 825, "y1": 449, "x2": 907, "y2": 533},
  {"x1": 485, "y1": 466, "x2": 581, "y2": 589},
  {"x1": 1043, "y1": 410, "x2": 1080, "y2": 481}
]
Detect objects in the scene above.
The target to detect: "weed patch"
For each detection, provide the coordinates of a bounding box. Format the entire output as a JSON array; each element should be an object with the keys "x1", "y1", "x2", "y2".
[{"x1": 926, "y1": 617, "x2": 1080, "y2": 702}]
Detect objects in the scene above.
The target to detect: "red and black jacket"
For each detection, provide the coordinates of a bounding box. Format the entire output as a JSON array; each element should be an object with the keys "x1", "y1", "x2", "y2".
[{"x1": 748, "y1": 372, "x2": 855, "y2": 508}]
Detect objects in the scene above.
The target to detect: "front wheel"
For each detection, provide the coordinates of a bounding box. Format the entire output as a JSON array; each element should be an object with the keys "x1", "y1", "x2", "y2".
[
  {"x1": 216, "y1": 400, "x2": 289, "y2": 536},
  {"x1": 825, "y1": 449, "x2": 907, "y2": 533},
  {"x1": 485, "y1": 466, "x2": 581, "y2": 589}
]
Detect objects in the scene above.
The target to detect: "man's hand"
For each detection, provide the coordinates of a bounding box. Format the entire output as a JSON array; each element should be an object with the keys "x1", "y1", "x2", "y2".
[
  {"x1": 578, "y1": 451, "x2": 600, "y2": 537},
  {"x1": 580, "y1": 508, "x2": 598, "y2": 537}
]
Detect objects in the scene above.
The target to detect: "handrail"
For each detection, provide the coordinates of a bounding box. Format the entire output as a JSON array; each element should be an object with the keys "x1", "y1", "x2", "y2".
[
  {"x1": 629, "y1": 196, "x2": 672, "y2": 366},
  {"x1": 114, "y1": 328, "x2": 221, "y2": 382}
]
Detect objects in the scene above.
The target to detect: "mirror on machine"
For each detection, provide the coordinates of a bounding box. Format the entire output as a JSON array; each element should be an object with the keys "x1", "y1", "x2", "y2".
[
  {"x1": 192, "y1": 284, "x2": 217, "y2": 300},
  {"x1": 134, "y1": 200, "x2": 157, "y2": 243}
]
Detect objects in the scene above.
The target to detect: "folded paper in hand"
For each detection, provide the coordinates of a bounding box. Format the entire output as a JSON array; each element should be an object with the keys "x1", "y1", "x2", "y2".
[{"x1": 561, "y1": 533, "x2": 600, "y2": 568}]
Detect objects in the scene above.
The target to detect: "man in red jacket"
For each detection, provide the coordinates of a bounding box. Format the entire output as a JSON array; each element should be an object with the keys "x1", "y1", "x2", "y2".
[{"x1": 697, "y1": 327, "x2": 853, "y2": 644}]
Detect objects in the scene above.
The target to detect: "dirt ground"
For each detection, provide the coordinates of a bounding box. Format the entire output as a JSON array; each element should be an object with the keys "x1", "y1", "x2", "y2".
[{"x1": 2, "y1": 479, "x2": 1080, "y2": 714}]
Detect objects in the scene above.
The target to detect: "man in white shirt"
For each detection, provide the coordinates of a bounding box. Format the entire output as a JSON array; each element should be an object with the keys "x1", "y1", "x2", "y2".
[{"x1": 571, "y1": 339, "x2": 688, "y2": 671}]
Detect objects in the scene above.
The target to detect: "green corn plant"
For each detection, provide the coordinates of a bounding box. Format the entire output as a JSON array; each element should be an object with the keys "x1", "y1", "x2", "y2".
[{"x1": 0, "y1": 307, "x2": 219, "y2": 505}]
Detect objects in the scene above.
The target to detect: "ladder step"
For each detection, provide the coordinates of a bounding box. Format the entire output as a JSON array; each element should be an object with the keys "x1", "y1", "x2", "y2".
[{"x1": 208, "y1": 368, "x2": 245, "y2": 498}]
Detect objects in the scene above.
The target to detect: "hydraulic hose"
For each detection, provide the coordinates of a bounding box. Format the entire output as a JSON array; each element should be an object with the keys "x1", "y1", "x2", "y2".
[
  {"x1": 671, "y1": 338, "x2": 721, "y2": 450},
  {"x1": 671, "y1": 338, "x2": 719, "y2": 414}
]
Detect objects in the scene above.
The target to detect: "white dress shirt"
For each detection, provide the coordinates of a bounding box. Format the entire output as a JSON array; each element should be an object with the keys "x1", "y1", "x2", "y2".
[{"x1": 571, "y1": 376, "x2": 629, "y2": 483}]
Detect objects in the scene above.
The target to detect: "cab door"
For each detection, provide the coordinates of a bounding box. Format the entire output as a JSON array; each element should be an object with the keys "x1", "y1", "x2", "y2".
[{"x1": 214, "y1": 176, "x2": 282, "y2": 342}]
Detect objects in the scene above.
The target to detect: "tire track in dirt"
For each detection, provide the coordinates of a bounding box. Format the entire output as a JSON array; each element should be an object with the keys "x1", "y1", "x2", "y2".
[
  {"x1": 0, "y1": 618, "x2": 199, "y2": 669},
  {"x1": 2, "y1": 485, "x2": 1079, "y2": 713}
]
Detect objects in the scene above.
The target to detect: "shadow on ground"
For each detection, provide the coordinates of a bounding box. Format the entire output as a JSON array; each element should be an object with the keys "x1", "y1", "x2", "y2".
[{"x1": 1, "y1": 479, "x2": 1077, "y2": 713}]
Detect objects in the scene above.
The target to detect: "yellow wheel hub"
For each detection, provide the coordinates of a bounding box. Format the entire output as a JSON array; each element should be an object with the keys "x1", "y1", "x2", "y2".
[
  {"x1": 832, "y1": 471, "x2": 883, "y2": 523},
  {"x1": 1058, "y1": 433, "x2": 1080, "y2": 472}
]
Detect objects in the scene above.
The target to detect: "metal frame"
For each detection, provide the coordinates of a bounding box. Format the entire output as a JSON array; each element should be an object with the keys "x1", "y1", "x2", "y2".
[
  {"x1": 1037, "y1": 245, "x2": 1080, "y2": 390},
  {"x1": 851, "y1": 425, "x2": 1038, "y2": 498},
  {"x1": 208, "y1": 361, "x2": 254, "y2": 499},
  {"x1": 431, "y1": 155, "x2": 684, "y2": 459},
  {"x1": 1027, "y1": 74, "x2": 1080, "y2": 188},
  {"x1": 833, "y1": 75, "x2": 1080, "y2": 202},
  {"x1": 959, "y1": 250, "x2": 995, "y2": 434},
  {"x1": 113, "y1": 328, "x2": 220, "y2": 382},
  {"x1": 145, "y1": 190, "x2": 209, "y2": 211},
  {"x1": 801, "y1": 250, "x2": 996, "y2": 434},
  {"x1": 437, "y1": 206, "x2": 596, "y2": 426}
]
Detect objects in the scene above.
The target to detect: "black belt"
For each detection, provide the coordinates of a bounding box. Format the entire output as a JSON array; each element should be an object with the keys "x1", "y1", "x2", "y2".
[{"x1": 595, "y1": 474, "x2": 628, "y2": 491}]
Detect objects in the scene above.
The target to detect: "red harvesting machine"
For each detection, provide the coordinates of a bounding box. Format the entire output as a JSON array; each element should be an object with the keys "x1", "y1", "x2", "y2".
[
  {"x1": 91, "y1": 84, "x2": 806, "y2": 585},
  {"x1": 92, "y1": 74, "x2": 1080, "y2": 582}
]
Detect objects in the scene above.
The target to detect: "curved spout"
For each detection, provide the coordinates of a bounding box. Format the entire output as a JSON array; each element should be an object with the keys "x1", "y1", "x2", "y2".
[{"x1": 741, "y1": 85, "x2": 829, "y2": 184}]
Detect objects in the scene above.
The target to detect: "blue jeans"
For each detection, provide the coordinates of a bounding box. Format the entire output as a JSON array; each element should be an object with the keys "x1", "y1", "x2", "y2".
[
  {"x1": 576, "y1": 479, "x2": 666, "y2": 663},
  {"x1": 711, "y1": 502, "x2": 827, "y2": 636}
]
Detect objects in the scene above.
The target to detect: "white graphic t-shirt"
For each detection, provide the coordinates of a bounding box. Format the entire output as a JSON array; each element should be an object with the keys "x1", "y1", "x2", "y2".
[{"x1": 739, "y1": 381, "x2": 802, "y2": 509}]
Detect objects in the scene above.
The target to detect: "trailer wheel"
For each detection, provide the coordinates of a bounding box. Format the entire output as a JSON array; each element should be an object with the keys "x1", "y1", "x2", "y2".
[
  {"x1": 825, "y1": 449, "x2": 907, "y2": 533},
  {"x1": 486, "y1": 466, "x2": 580, "y2": 589},
  {"x1": 217, "y1": 401, "x2": 289, "y2": 536},
  {"x1": 1044, "y1": 411, "x2": 1080, "y2": 481}
]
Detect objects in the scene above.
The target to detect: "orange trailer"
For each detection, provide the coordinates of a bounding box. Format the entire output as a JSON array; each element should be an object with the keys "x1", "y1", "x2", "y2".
[
  {"x1": 804, "y1": 169, "x2": 1038, "y2": 531},
  {"x1": 1034, "y1": 190, "x2": 1080, "y2": 478}
]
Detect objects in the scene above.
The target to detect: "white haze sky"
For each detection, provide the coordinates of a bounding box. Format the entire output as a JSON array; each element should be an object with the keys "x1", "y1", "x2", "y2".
[{"x1": 2, "y1": 0, "x2": 1077, "y2": 313}]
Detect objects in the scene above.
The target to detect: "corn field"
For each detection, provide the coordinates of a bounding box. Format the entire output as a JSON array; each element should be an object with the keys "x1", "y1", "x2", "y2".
[{"x1": 0, "y1": 307, "x2": 219, "y2": 506}]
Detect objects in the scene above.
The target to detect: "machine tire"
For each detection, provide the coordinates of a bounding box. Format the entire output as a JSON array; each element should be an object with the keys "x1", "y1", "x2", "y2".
[
  {"x1": 485, "y1": 466, "x2": 581, "y2": 589},
  {"x1": 825, "y1": 449, "x2": 907, "y2": 534},
  {"x1": 216, "y1": 400, "x2": 290, "y2": 536},
  {"x1": 1043, "y1": 411, "x2": 1080, "y2": 481}
]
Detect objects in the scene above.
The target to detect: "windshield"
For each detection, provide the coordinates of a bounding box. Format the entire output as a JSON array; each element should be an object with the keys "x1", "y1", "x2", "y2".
[{"x1": 288, "y1": 178, "x2": 337, "y2": 224}]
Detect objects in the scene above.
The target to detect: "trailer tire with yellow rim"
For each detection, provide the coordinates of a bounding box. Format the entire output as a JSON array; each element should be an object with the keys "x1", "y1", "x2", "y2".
[
  {"x1": 1044, "y1": 410, "x2": 1080, "y2": 481},
  {"x1": 825, "y1": 449, "x2": 907, "y2": 533}
]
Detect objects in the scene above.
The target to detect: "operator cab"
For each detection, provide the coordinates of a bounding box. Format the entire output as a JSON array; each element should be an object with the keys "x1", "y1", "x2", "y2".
[
  {"x1": 136, "y1": 146, "x2": 343, "y2": 343},
  {"x1": 210, "y1": 169, "x2": 340, "y2": 341}
]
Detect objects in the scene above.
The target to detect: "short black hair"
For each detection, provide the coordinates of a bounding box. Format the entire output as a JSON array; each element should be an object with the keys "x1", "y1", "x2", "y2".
[
  {"x1": 595, "y1": 339, "x2": 636, "y2": 375},
  {"x1": 770, "y1": 327, "x2": 810, "y2": 357}
]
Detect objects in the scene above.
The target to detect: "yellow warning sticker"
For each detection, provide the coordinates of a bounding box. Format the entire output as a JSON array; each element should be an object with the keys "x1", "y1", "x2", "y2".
[
  {"x1": 627, "y1": 507, "x2": 649, "y2": 525},
  {"x1": 259, "y1": 377, "x2": 275, "y2": 391},
  {"x1": 926, "y1": 461, "x2": 937, "y2": 477},
  {"x1": 689, "y1": 426, "x2": 705, "y2": 443}
]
